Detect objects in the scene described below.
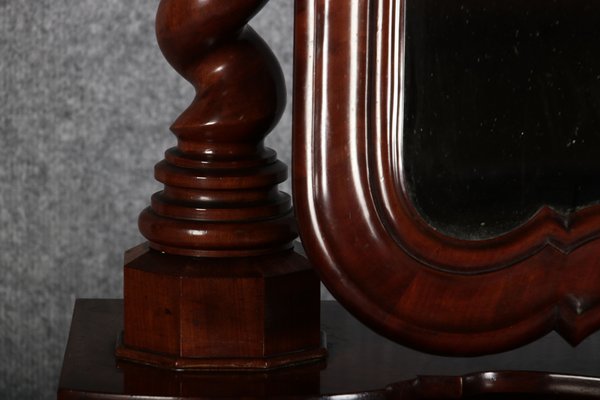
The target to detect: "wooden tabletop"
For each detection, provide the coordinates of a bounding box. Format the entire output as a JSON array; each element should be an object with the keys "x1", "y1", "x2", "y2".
[{"x1": 58, "y1": 299, "x2": 600, "y2": 399}]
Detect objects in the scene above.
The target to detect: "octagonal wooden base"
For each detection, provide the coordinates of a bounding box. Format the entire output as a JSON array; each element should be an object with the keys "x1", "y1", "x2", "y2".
[{"x1": 116, "y1": 243, "x2": 325, "y2": 371}]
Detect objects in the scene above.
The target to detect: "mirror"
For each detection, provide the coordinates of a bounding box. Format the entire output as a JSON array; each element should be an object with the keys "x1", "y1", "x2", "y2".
[{"x1": 403, "y1": 0, "x2": 600, "y2": 239}]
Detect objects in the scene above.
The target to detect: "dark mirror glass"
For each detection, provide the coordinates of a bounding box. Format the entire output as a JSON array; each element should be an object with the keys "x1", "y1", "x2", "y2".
[{"x1": 403, "y1": 0, "x2": 600, "y2": 239}]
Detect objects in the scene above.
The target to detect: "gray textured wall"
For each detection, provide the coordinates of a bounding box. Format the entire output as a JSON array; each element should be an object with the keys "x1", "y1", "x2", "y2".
[{"x1": 0, "y1": 1, "x2": 325, "y2": 398}]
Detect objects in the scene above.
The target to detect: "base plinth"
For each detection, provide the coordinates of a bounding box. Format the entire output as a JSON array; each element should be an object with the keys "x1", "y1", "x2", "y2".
[
  {"x1": 115, "y1": 332, "x2": 327, "y2": 371},
  {"x1": 117, "y1": 243, "x2": 325, "y2": 371}
]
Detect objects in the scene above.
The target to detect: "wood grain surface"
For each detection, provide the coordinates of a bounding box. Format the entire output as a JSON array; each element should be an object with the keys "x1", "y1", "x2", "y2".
[
  {"x1": 59, "y1": 300, "x2": 600, "y2": 399},
  {"x1": 116, "y1": 0, "x2": 324, "y2": 370},
  {"x1": 139, "y1": 0, "x2": 295, "y2": 257},
  {"x1": 293, "y1": 0, "x2": 600, "y2": 355}
]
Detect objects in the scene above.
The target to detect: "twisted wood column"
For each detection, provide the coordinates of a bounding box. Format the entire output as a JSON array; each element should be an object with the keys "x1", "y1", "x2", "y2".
[
  {"x1": 116, "y1": 0, "x2": 325, "y2": 370},
  {"x1": 140, "y1": 0, "x2": 295, "y2": 257}
]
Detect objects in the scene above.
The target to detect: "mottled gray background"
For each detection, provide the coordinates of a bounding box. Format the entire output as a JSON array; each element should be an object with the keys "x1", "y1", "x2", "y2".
[{"x1": 0, "y1": 1, "x2": 328, "y2": 398}]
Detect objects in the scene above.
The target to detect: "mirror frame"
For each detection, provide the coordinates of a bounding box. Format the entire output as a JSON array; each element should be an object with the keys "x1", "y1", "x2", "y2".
[{"x1": 293, "y1": 0, "x2": 600, "y2": 355}]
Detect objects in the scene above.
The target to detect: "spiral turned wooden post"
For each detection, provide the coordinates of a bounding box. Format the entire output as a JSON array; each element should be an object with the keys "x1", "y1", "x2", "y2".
[
  {"x1": 116, "y1": 0, "x2": 325, "y2": 370},
  {"x1": 141, "y1": 0, "x2": 294, "y2": 257}
]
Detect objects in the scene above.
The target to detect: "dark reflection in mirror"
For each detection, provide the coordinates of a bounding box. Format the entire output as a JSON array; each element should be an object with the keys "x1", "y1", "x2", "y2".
[{"x1": 403, "y1": 0, "x2": 600, "y2": 239}]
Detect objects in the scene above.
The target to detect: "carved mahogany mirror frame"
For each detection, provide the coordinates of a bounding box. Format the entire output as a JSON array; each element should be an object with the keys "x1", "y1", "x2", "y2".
[{"x1": 293, "y1": 0, "x2": 600, "y2": 355}]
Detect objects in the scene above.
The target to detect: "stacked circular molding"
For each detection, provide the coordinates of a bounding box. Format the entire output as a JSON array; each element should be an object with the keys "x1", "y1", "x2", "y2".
[{"x1": 139, "y1": 0, "x2": 296, "y2": 257}]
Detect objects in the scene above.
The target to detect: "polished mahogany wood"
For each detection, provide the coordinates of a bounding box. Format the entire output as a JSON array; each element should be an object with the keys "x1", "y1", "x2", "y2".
[
  {"x1": 59, "y1": 300, "x2": 600, "y2": 399},
  {"x1": 117, "y1": 244, "x2": 324, "y2": 370},
  {"x1": 141, "y1": 0, "x2": 293, "y2": 258},
  {"x1": 117, "y1": 0, "x2": 324, "y2": 369},
  {"x1": 293, "y1": 0, "x2": 600, "y2": 356}
]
